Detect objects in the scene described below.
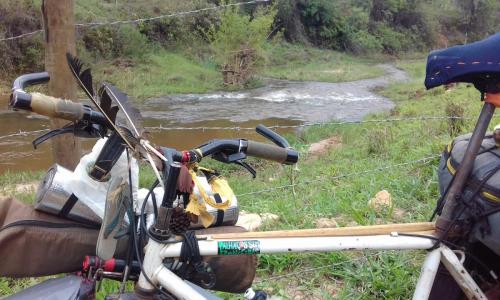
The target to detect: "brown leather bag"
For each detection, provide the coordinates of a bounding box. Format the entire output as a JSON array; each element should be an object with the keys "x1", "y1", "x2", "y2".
[
  {"x1": 0, "y1": 197, "x2": 256, "y2": 292},
  {"x1": 0, "y1": 197, "x2": 103, "y2": 277},
  {"x1": 196, "y1": 226, "x2": 257, "y2": 293}
]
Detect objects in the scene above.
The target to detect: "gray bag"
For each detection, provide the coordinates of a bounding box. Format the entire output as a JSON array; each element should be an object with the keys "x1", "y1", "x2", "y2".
[{"x1": 438, "y1": 132, "x2": 500, "y2": 255}]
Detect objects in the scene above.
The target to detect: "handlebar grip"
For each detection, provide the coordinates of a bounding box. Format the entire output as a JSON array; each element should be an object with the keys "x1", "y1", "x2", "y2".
[
  {"x1": 31, "y1": 92, "x2": 85, "y2": 121},
  {"x1": 246, "y1": 141, "x2": 299, "y2": 165}
]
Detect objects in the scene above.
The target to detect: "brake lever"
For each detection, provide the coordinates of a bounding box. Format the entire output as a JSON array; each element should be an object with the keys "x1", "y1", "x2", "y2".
[
  {"x1": 234, "y1": 160, "x2": 256, "y2": 178},
  {"x1": 32, "y1": 122, "x2": 104, "y2": 149},
  {"x1": 211, "y1": 151, "x2": 245, "y2": 163},
  {"x1": 33, "y1": 127, "x2": 74, "y2": 149},
  {"x1": 211, "y1": 152, "x2": 257, "y2": 178}
]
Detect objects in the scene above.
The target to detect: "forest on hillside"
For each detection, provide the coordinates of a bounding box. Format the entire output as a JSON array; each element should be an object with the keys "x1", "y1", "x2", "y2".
[{"x1": 1, "y1": 0, "x2": 499, "y2": 84}]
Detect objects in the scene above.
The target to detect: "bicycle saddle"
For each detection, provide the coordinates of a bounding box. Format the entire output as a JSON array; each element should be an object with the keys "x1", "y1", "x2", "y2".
[{"x1": 425, "y1": 32, "x2": 500, "y2": 93}]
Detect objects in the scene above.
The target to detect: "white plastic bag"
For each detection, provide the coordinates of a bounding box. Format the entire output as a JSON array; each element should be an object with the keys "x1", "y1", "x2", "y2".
[{"x1": 71, "y1": 138, "x2": 139, "y2": 220}]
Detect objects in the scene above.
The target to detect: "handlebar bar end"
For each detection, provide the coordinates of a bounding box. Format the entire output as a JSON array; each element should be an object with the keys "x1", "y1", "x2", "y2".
[
  {"x1": 9, "y1": 91, "x2": 32, "y2": 111},
  {"x1": 285, "y1": 149, "x2": 299, "y2": 165}
]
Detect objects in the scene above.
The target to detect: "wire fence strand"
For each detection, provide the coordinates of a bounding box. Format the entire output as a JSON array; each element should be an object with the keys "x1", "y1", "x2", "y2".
[
  {"x1": 0, "y1": 129, "x2": 50, "y2": 141},
  {"x1": 0, "y1": 0, "x2": 269, "y2": 42},
  {"x1": 236, "y1": 154, "x2": 440, "y2": 197},
  {"x1": 0, "y1": 29, "x2": 44, "y2": 42},
  {"x1": 145, "y1": 116, "x2": 470, "y2": 132},
  {"x1": 76, "y1": 0, "x2": 270, "y2": 27},
  {"x1": 0, "y1": 116, "x2": 467, "y2": 141}
]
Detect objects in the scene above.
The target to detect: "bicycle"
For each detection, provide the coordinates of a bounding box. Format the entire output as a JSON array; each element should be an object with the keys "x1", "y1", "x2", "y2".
[{"x1": 5, "y1": 32, "x2": 500, "y2": 299}]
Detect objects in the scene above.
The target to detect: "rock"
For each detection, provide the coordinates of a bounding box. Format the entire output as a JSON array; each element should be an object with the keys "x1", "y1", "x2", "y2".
[
  {"x1": 236, "y1": 211, "x2": 262, "y2": 232},
  {"x1": 313, "y1": 217, "x2": 339, "y2": 228},
  {"x1": 261, "y1": 212, "x2": 279, "y2": 224},
  {"x1": 0, "y1": 182, "x2": 38, "y2": 197},
  {"x1": 368, "y1": 190, "x2": 392, "y2": 211},
  {"x1": 308, "y1": 136, "x2": 342, "y2": 157},
  {"x1": 15, "y1": 182, "x2": 38, "y2": 194}
]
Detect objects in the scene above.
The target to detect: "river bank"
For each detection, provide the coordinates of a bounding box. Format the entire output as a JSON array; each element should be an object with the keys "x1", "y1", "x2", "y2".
[
  {"x1": 0, "y1": 60, "x2": 404, "y2": 174},
  {"x1": 0, "y1": 43, "x2": 386, "y2": 101}
]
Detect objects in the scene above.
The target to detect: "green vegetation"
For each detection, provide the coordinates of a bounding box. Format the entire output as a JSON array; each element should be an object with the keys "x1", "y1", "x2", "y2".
[
  {"x1": 92, "y1": 50, "x2": 222, "y2": 98},
  {"x1": 262, "y1": 43, "x2": 385, "y2": 82},
  {"x1": 207, "y1": 5, "x2": 276, "y2": 86},
  {"x1": 277, "y1": 0, "x2": 499, "y2": 54},
  {"x1": 2, "y1": 60, "x2": 495, "y2": 298},
  {"x1": 86, "y1": 45, "x2": 385, "y2": 100}
]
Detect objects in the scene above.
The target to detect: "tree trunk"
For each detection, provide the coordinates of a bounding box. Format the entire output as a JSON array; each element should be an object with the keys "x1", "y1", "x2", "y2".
[{"x1": 42, "y1": 0, "x2": 81, "y2": 170}]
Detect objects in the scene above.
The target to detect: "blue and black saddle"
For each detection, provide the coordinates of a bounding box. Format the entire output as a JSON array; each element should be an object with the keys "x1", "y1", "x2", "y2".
[{"x1": 425, "y1": 32, "x2": 500, "y2": 93}]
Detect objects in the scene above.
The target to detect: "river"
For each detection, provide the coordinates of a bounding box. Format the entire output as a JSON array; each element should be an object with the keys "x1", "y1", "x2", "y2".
[{"x1": 0, "y1": 64, "x2": 407, "y2": 174}]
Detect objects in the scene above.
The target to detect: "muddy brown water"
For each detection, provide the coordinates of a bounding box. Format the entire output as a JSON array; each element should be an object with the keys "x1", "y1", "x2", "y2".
[{"x1": 0, "y1": 64, "x2": 407, "y2": 174}]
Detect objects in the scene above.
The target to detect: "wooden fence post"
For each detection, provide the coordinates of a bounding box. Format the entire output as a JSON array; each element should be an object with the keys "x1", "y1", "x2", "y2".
[{"x1": 42, "y1": 0, "x2": 81, "y2": 170}]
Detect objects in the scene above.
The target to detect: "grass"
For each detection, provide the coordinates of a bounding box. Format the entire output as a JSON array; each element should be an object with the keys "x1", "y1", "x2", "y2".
[
  {"x1": 86, "y1": 42, "x2": 388, "y2": 102},
  {"x1": 91, "y1": 49, "x2": 223, "y2": 99},
  {"x1": 231, "y1": 60, "x2": 489, "y2": 299},
  {"x1": 0, "y1": 42, "x2": 388, "y2": 102},
  {"x1": 262, "y1": 43, "x2": 386, "y2": 83},
  {"x1": 2, "y1": 58, "x2": 493, "y2": 299}
]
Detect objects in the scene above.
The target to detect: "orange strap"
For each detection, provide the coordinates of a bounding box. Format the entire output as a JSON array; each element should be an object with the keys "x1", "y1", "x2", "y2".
[{"x1": 485, "y1": 93, "x2": 500, "y2": 108}]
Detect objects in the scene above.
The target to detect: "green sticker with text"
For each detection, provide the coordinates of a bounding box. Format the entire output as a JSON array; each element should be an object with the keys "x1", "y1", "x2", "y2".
[{"x1": 218, "y1": 240, "x2": 260, "y2": 255}]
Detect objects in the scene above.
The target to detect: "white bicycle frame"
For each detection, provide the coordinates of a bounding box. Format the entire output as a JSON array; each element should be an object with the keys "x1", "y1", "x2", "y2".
[{"x1": 135, "y1": 222, "x2": 487, "y2": 300}]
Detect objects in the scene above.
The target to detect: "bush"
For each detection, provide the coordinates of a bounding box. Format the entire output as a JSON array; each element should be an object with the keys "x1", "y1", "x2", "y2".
[
  {"x1": 207, "y1": 4, "x2": 276, "y2": 86},
  {"x1": 372, "y1": 23, "x2": 410, "y2": 54},
  {"x1": 0, "y1": 0, "x2": 44, "y2": 75},
  {"x1": 81, "y1": 25, "x2": 149, "y2": 60},
  {"x1": 345, "y1": 30, "x2": 383, "y2": 54},
  {"x1": 138, "y1": 1, "x2": 219, "y2": 48},
  {"x1": 275, "y1": 0, "x2": 499, "y2": 55},
  {"x1": 300, "y1": 0, "x2": 345, "y2": 49},
  {"x1": 119, "y1": 26, "x2": 150, "y2": 59}
]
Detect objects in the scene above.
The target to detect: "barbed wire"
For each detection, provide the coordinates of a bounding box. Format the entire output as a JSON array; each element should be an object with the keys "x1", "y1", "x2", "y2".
[
  {"x1": 236, "y1": 154, "x2": 440, "y2": 197},
  {"x1": 145, "y1": 116, "x2": 471, "y2": 132},
  {"x1": 0, "y1": 29, "x2": 44, "y2": 42},
  {"x1": 0, "y1": 0, "x2": 269, "y2": 42},
  {"x1": 0, "y1": 129, "x2": 50, "y2": 141},
  {"x1": 76, "y1": 0, "x2": 269, "y2": 27},
  {"x1": 0, "y1": 116, "x2": 467, "y2": 142}
]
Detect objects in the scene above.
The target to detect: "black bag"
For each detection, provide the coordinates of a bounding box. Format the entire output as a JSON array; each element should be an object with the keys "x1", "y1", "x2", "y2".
[
  {"x1": 432, "y1": 132, "x2": 500, "y2": 299},
  {"x1": 438, "y1": 132, "x2": 500, "y2": 255}
]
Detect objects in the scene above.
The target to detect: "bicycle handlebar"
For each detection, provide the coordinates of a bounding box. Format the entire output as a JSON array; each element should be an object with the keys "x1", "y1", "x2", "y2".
[
  {"x1": 10, "y1": 73, "x2": 108, "y2": 126},
  {"x1": 181, "y1": 139, "x2": 298, "y2": 165},
  {"x1": 13, "y1": 71, "x2": 50, "y2": 89},
  {"x1": 10, "y1": 72, "x2": 299, "y2": 166}
]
